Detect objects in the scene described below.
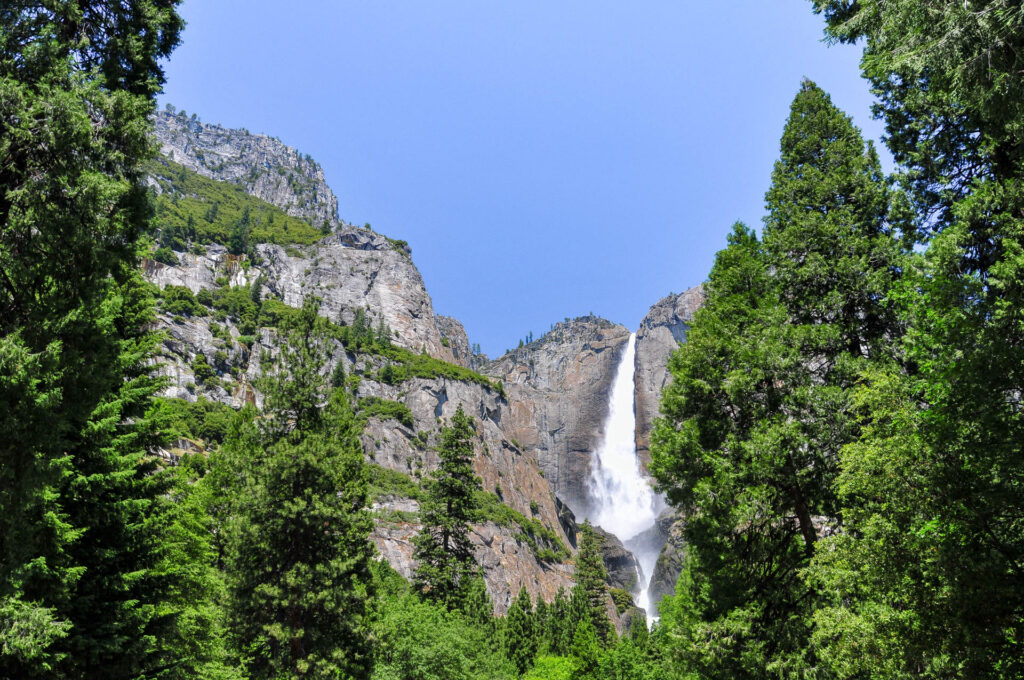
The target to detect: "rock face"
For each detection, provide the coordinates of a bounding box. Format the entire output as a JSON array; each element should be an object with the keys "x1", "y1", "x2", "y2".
[
  {"x1": 482, "y1": 317, "x2": 631, "y2": 514},
  {"x1": 144, "y1": 236, "x2": 580, "y2": 614},
  {"x1": 648, "y1": 509, "x2": 686, "y2": 616},
  {"x1": 594, "y1": 527, "x2": 641, "y2": 594},
  {"x1": 145, "y1": 229, "x2": 460, "y2": 367},
  {"x1": 153, "y1": 109, "x2": 339, "y2": 228},
  {"x1": 355, "y1": 375, "x2": 575, "y2": 614},
  {"x1": 634, "y1": 286, "x2": 704, "y2": 470},
  {"x1": 435, "y1": 315, "x2": 477, "y2": 369},
  {"x1": 371, "y1": 521, "x2": 574, "y2": 616}
]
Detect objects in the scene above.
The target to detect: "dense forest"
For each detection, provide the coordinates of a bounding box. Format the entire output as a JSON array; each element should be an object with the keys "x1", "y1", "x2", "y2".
[{"x1": 2, "y1": 1, "x2": 1023, "y2": 679}]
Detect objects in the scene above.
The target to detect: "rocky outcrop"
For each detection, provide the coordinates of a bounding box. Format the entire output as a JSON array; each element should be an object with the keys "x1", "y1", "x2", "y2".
[
  {"x1": 435, "y1": 315, "x2": 477, "y2": 369},
  {"x1": 153, "y1": 109, "x2": 339, "y2": 228},
  {"x1": 371, "y1": 521, "x2": 574, "y2": 616},
  {"x1": 648, "y1": 509, "x2": 686, "y2": 616},
  {"x1": 482, "y1": 317, "x2": 631, "y2": 513},
  {"x1": 594, "y1": 527, "x2": 641, "y2": 594},
  {"x1": 634, "y1": 286, "x2": 704, "y2": 470},
  {"x1": 145, "y1": 229, "x2": 459, "y2": 365}
]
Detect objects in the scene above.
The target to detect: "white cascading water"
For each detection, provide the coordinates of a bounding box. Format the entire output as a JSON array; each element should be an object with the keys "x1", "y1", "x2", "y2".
[{"x1": 585, "y1": 333, "x2": 662, "y2": 622}]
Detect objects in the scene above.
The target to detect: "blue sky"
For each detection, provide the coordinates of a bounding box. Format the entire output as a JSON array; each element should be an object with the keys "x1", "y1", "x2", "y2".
[{"x1": 159, "y1": 1, "x2": 881, "y2": 357}]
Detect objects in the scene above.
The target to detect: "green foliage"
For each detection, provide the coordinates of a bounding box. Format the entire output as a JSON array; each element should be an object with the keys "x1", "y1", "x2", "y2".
[
  {"x1": 569, "y1": 621, "x2": 602, "y2": 680},
  {"x1": 413, "y1": 405, "x2": 484, "y2": 612},
  {"x1": 804, "y1": 4, "x2": 1024, "y2": 677},
  {"x1": 649, "y1": 81, "x2": 903, "y2": 678},
  {"x1": 0, "y1": 598, "x2": 69, "y2": 671},
  {"x1": 573, "y1": 522, "x2": 612, "y2": 645},
  {"x1": 147, "y1": 396, "x2": 237, "y2": 446},
  {"x1": 523, "y1": 656, "x2": 575, "y2": 680},
  {"x1": 191, "y1": 353, "x2": 216, "y2": 385},
  {"x1": 373, "y1": 344, "x2": 503, "y2": 394},
  {"x1": 147, "y1": 156, "x2": 325, "y2": 251},
  {"x1": 367, "y1": 464, "x2": 426, "y2": 504},
  {"x1": 158, "y1": 284, "x2": 204, "y2": 317},
  {"x1": 0, "y1": 3, "x2": 192, "y2": 677},
  {"x1": 506, "y1": 586, "x2": 539, "y2": 675},
  {"x1": 371, "y1": 591, "x2": 515, "y2": 680},
  {"x1": 609, "y1": 588, "x2": 632, "y2": 616},
  {"x1": 358, "y1": 396, "x2": 415, "y2": 429},
  {"x1": 216, "y1": 298, "x2": 374, "y2": 679}
]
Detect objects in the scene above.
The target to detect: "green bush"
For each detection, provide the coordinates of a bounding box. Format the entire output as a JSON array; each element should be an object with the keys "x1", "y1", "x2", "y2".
[
  {"x1": 190, "y1": 354, "x2": 216, "y2": 385},
  {"x1": 609, "y1": 588, "x2": 633, "y2": 615},
  {"x1": 358, "y1": 396, "x2": 415, "y2": 429},
  {"x1": 158, "y1": 285, "x2": 202, "y2": 317},
  {"x1": 147, "y1": 396, "x2": 237, "y2": 445},
  {"x1": 367, "y1": 464, "x2": 425, "y2": 503}
]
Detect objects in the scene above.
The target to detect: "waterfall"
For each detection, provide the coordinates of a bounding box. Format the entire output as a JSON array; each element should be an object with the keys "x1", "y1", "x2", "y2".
[{"x1": 585, "y1": 333, "x2": 662, "y2": 621}]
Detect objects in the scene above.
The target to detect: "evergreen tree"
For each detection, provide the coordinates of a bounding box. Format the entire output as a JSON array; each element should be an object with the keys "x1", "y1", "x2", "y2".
[
  {"x1": 534, "y1": 596, "x2": 550, "y2": 654},
  {"x1": 805, "y1": 4, "x2": 1024, "y2": 676},
  {"x1": 569, "y1": 620, "x2": 603, "y2": 680},
  {"x1": 574, "y1": 522, "x2": 612, "y2": 645},
  {"x1": 218, "y1": 298, "x2": 374, "y2": 679},
  {"x1": 412, "y1": 404, "x2": 484, "y2": 611},
  {"x1": 650, "y1": 82, "x2": 901, "y2": 678},
  {"x1": 548, "y1": 587, "x2": 572, "y2": 656},
  {"x1": 506, "y1": 586, "x2": 538, "y2": 675},
  {"x1": 0, "y1": 3, "x2": 185, "y2": 677}
]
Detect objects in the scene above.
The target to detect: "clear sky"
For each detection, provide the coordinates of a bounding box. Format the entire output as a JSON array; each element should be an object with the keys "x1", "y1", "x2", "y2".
[{"x1": 159, "y1": 1, "x2": 881, "y2": 357}]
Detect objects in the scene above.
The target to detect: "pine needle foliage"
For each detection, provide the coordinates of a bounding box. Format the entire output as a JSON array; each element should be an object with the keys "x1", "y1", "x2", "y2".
[
  {"x1": 218, "y1": 297, "x2": 375, "y2": 679},
  {"x1": 412, "y1": 405, "x2": 485, "y2": 612}
]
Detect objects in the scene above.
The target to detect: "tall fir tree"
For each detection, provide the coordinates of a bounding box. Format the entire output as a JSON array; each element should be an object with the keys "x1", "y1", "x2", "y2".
[
  {"x1": 412, "y1": 404, "x2": 484, "y2": 611},
  {"x1": 218, "y1": 298, "x2": 374, "y2": 679},
  {"x1": 650, "y1": 82, "x2": 901, "y2": 678},
  {"x1": 506, "y1": 586, "x2": 538, "y2": 675},
  {"x1": 806, "y1": 3, "x2": 1024, "y2": 676},
  {"x1": 0, "y1": 3, "x2": 186, "y2": 677},
  {"x1": 574, "y1": 521, "x2": 612, "y2": 645}
]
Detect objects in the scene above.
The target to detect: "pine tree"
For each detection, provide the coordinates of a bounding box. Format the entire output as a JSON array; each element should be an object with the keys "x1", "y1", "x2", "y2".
[
  {"x1": 574, "y1": 522, "x2": 612, "y2": 645},
  {"x1": 0, "y1": 3, "x2": 185, "y2": 677},
  {"x1": 569, "y1": 620, "x2": 603, "y2": 680},
  {"x1": 228, "y1": 205, "x2": 251, "y2": 255},
  {"x1": 649, "y1": 82, "x2": 901, "y2": 678},
  {"x1": 534, "y1": 596, "x2": 550, "y2": 654},
  {"x1": 506, "y1": 586, "x2": 538, "y2": 674},
  {"x1": 548, "y1": 587, "x2": 572, "y2": 656},
  {"x1": 412, "y1": 404, "x2": 484, "y2": 611},
  {"x1": 219, "y1": 298, "x2": 374, "y2": 679},
  {"x1": 806, "y1": 4, "x2": 1024, "y2": 676}
]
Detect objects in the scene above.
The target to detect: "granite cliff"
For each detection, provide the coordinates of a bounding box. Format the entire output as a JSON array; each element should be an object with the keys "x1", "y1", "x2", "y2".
[
  {"x1": 482, "y1": 317, "x2": 631, "y2": 515},
  {"x1": 154, "y1": 108, "x2": 340, "y2": 229},
  {"x1": 633, "y1": 287, "x2": 704, "y2": 470},
  {"x1": 144, "y1": 110, "x2": 702, "y2": 623}
]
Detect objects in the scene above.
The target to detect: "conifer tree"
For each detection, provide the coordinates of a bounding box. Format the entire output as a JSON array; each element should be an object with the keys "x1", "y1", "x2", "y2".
[
  {"x1": 0, "y1": 3, "x2": 185, "y2": 677},
  {"x1": 219, "y1": 298, "x2": 374, "y2": 679},
  {"x1": 650, "y1": 81, "x2": 901, "y2": 678},
  {"x1": 806, "y1": 4, "x2": 1024, "y2": 676},
  {"x1": 569, "y1": 620, "x2": 603, "y2": 680},
  {"x1": 534, "y1": 596, "x2": 550, "y2": 654},
  {"x1": 574, "y1": 522, "x2": 612, "y2": 645},
  {"x1": 412, "y1": 404, "x2": 484, "y2": 611},
  {"x1": 548, "y1": 587, "x2": 572, "y2": 656},
  {"x1": 506, "y1": 586, "x2": 538, "y2": 675}
]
